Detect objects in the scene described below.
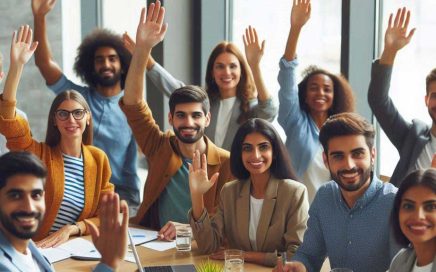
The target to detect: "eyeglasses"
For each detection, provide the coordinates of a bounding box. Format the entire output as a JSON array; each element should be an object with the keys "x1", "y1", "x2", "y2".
[{"x1": 54, "y1": 109, "x2": 87, "y2": 121}]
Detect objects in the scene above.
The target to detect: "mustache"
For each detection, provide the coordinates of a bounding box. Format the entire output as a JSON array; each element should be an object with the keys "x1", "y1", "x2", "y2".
[
  {"x1": 179, "y1": 126, "x2": 200, "y2": 131},
  {"x1": 11, "y1": 211, "x2": 42, "y2": 220},
  {"x1": 338, "y1": 167, "x2": 360, "y2": 175},
  {"x1": 98, "y1": 68, "x2": 115, "y2": 74}
]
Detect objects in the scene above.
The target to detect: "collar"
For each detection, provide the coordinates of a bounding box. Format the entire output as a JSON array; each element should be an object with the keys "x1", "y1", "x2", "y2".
[
  {"x1": 92, "y1": 88, "x2": 125, "y2": 102},
  {"x1": 334, "y1": 176, "x2": 384, "y2": 211},
  {"x1": 238, "y1": 175, "x2": 280, "y2": 199}
]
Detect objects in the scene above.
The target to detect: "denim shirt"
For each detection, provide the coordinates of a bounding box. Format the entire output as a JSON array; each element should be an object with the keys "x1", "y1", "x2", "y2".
[{"x1": 291, "y1": 177, "x2": 401, "y2": 272}]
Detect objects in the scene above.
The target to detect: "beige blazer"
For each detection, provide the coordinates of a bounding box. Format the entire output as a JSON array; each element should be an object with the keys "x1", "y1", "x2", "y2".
[{"x1": 190, "y1": 177, "x2": 309, "y2": 267}]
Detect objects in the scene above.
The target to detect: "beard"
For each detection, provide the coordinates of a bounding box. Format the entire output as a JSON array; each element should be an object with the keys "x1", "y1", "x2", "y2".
[
  {"x1": 173, "y1": 125, "x2": 205, "y2": 144},
  {"x1": 428, "y1": 108, "x2": 436, "y2": 124},
  {"x1": 330, "y1": 166, "x2": 372, "y2": 192},
  {"x1": 0, "y1": 210, "x2": 43, "y2": 240},
  {"x1": 93, "y1": 68, "x2": 122, "y2": 87}
]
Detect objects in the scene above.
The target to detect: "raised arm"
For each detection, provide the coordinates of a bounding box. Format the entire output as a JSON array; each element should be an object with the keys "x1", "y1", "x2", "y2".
[
  {"x1": 2, "y1": 26, "x2": 38, "y2": 119},
  {"x1": 123, "y1": 1, "x2": 167, "y2": 105},
  {"x1": 284, "y1": 0, "x2": 311, "y2": 61},
  {"x1": 379, "y1": 7, "x2": 415, "y2": 65},
  {"x1": 32, "y1": 0, "x2": 63, "y2": 85},
  {"x1": 243, "y1": 26, "x2": 270, "y2": 102}
]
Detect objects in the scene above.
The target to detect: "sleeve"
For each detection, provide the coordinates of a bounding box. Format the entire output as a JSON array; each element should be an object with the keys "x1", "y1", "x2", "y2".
[
  {"x1": 119, "y1": 99, "x2": 167, "y2": 158},
  {"x1": 291, "y1": 198, "x2": 327, "y2": 272},
  {"x1": 367, "y1": 60, "x2": 411, "y2": 150},
  {"x1": 189, "y1": 194, "x2": 226, "y2": 254},
  {"x1": 277, "y1": 57, "x2": 305, "y2": 133},
  {"x1": 147, "y1": 62, "x2": 185, "y2": 97},
  {"x1": 248, "y1": 97, "x2": 278, "y2": 122},
  {"x1": 48, "y1": 74, "x2": 89, "y2": 96}
]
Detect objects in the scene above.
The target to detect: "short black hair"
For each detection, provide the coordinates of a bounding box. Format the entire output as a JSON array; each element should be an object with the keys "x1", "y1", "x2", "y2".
[
  {"x1": 319, "y1": 112, "x2": 375, "y2": 154},
  {"x1": 0, "y1": 151, "x2": 47, "y2": 190},
  {"x1": 74, "y1": 28, "x2": 131, "y2": 89},
  {"x1": 392, "y1": 169, "x2": 436, "y2": 247},
  {"x1": 230, "y1": 118, "x2": 298, "y2": 181},
  {"x1": 169, "y1": 85, "x2": 210, "y2": 115}
]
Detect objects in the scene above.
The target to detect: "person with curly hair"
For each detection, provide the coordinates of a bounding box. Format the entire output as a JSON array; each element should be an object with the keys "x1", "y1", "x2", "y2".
[
  {"x1": 277, "y1": 0, "x2": 355, "y2": 202},
  {"x1": 31, "y1": 0, "x2": 140, "y2": 214},
  {"x1": 123, "y1": 25, "x2": 277, "y2": 151}
]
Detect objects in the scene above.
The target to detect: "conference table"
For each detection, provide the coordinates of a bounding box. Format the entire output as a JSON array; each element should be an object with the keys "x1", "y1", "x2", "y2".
[{"x1": 54, "y1": 236, "x2": 331, "y2": 272}]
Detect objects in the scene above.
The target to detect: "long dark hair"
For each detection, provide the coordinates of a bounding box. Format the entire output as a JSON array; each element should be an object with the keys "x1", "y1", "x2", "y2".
[
  {"x1": 205, "y1": 42, "x2": 255, "y2": 123},
  {"x1": 298, "y1": 66, "x2": 355, "y2": 116},
  {"x1": 45, "y1": 90, "x2": 93, "y2": 147},
  {"x1": 230, "y1": 118, "x2": 297, "y2": 180},
  {"x1": 392, "y1": 169, "x2": 436, "y2": 247}
]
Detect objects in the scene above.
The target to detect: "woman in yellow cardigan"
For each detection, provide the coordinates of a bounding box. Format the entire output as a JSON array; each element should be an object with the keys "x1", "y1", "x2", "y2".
[{"x1": 0, "y1": 25, "x2": 113, "y2": 248}]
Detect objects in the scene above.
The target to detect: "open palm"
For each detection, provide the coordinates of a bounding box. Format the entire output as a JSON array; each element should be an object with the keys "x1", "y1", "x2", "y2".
[
  {"x1": 384, "y1": 8, "x2": 415, "y2": 51},
  {"x1": 291, "y1": 0, "x2": 311, "y2": 28},
  {"x1": 135, "y1": 0, "x2": 167, "y2": 49},
  {"x1": 243, "y1": 26, "x2": 265, "y2": 67},
  {"x1": 10, "y1": 26, "x2": 38, "y2": 66},
  {"x1": 31, "y1": 0, "x2": 56, "y2": 16},
  {"x1": 189, "y1": 150, "x2": 219, "y2": 195}
]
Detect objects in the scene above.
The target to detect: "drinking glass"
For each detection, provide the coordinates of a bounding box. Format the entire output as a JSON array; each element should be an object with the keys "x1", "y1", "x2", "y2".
[
  {"x1": 175, "y1": 225, "x2": 192, "y2": 252},
  {"x1": 224, "y1": 249, "x2": 244, "y2": 272}
]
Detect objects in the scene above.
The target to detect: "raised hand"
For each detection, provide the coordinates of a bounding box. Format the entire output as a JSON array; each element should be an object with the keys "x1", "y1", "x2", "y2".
[
  {"x1": 243, "y1": 26, "x2": 265, "y2": 68},
  {"x1": 31, "y1": 0, "x2": 56, "y2": 17},
  {"x1": 10, "y1": 26, "x2": 38, "y2": 67},
  {"x1": 291, "y1": 0, "x2": 311, "y2": 29},
  {"x1": 384, "y1": 7, "x2": 415, "y2": 52},
  {"x1": 85, "y1": 193, "x2": 129, "y2": 270},
  {"x1": 189, "y1": 150, "x2": 219, "y2": 196},
  {"x1": 135, "y1": 0, "x2": 168, "y2": 49},
  {"x1": 123, "y1": 32, "x2": 136, "y2": 54}
]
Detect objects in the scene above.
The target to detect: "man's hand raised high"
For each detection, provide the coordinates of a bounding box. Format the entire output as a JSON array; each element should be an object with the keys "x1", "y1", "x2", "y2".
[
  {"x1": 135, "y1": 0, "x2": 167, "y2": 50},
  {"x1": 31, "y1": 0, "x2": 56, "y2": 17}
]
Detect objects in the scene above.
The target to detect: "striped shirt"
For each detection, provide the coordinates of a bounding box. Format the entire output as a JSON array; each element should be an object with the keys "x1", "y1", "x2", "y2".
[{"x1": 50, "y1": 154, "x2": 85, "y2": 233}]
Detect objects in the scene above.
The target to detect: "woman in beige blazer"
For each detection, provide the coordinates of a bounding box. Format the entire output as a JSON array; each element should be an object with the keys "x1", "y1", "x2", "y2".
[{"x1": 189, "y1": 118, "x2": 309, "y2": 267}]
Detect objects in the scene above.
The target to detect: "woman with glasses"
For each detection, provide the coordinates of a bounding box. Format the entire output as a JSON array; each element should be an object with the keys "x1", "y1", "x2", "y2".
[{"x1": 0, "y1": 25, "x2": 113, "y2": 248}]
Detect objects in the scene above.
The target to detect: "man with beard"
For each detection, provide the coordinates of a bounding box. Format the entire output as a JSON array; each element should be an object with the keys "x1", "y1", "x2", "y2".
[
  {"x1": 368, "y1": 8, "x2": 433, "y2": 186},
  {"x1": 0, "y1": 151, "x2": 129, "y2": 272},
  {"x1": 119, "y1": 2, "x2": 232, "y2": 240},
  {"x1": 278, "y1": 113, "x2": 400, "y2": 272},
  {"x1": 31, "y1": 0, "x2": 140, "y2": 214}
]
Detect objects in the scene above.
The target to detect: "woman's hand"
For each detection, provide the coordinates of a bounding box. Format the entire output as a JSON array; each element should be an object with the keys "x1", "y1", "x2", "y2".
[
  {"x1": 243, "y1": 26, "x2": 265, "y2": 68},
  {"x1": 189, "y1": 150, "x2": 219, "y2": 196},
  {"x1": 36, "y1": 224, "x2": 76, "y2": 248},
  {"x1": 10, "y1": 25, "x2": 38, "y2": 67},
  {"x1": 291, "y1": 0, "x2": 311, "y2": 29},
  {"x1": 31, "y1": 0, "x2": 56, "y2": 17}
]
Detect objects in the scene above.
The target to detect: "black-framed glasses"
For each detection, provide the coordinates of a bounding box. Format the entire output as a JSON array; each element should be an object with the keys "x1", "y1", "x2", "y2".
[{"x1": 54, "y1": 109, "x2": 87, "y2": 121}]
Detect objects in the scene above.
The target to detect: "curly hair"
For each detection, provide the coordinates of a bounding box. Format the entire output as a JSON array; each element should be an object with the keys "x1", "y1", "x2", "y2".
[
  {"x1": 74, "y1": 29, "x2": 131, "y2": 89},
  {"x1": 205, "y1": 42, "x2": 256, "y2": 123},
  {"x1": 298, "y1": 65, "x2": 355, "y2": 116}
]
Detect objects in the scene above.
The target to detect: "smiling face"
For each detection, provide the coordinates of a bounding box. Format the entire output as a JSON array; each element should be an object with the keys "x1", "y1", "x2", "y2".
[
  {"x1": 241, "y1": 132, "x2": 273, "y2": 177},
  {"x1": 324, "y1": 135, "x2": 374, "y2": 193},
  {"x1": 54, "y1": 99, "x2": 90, "y2": 141},
  {"x1": 399, "y1": 185, "x2": 436, "y2": 247},
  {"x1": 425, "y1": 81, "x2": 436, "y2": 124},
  {"x1": 0, "y1": 174, "x2": 45, "y2": 241},
  {"x1": 305, "y1": 73, "x2": 334, "y2": 115},
  {"x1": 168, "y1": 102, "x2": 210, "y2": 144},
  {"x1": 93, "y1": 46, "x2": 122, "y2": 87},
  {"x1": 212, "y1": 52, "x2": 241, "y2": 98}
]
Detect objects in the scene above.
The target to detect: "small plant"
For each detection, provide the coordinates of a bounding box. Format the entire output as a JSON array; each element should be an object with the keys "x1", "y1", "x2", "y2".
[{"x1": 195, "y1": 259, "x2": 224, "y2": 272}]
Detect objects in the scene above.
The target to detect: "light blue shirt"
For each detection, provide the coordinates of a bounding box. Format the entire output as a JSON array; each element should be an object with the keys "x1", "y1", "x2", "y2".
[
  {"x1": 48, "y1": 75, "x2": 140, "y2": 201},
  {"x1": 291, "y1": 177, "x2": 401, "y2": 272},
  {"x1": 158, "y1": 158, "x2": 192, "y2": 227},
  {"x1": 277, "y1": 57, "x2": 320, "y2": 178}
]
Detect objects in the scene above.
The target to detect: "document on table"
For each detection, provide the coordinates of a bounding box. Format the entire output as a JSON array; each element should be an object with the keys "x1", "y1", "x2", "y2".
[
  {"x1": 141, "y1": 240, "x2": 176, "y2": 251},
  {"x1": 129, "y1": 227, "x2": 159, "y2": 245},
  {"x1": 40, "y1": 238, "x2": 101, "y2": 263}
]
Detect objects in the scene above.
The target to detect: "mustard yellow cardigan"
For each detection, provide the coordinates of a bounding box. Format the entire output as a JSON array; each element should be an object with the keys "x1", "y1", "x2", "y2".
[{"x1": 0, "y1": 98, "x2": 114, "y2": 241}]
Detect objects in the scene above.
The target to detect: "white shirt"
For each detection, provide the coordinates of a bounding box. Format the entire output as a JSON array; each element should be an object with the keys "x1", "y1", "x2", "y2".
[
  {"x1": 15, "y1": 248, "x2": 43, "y2": 272},
  {"x1": 214, "y1": 97, "x2": 237, "y2": 147},
  {"x1": 412, "y1": 260, "x2": 433, "y2": 272},
  {"x1": 302, "y1": 144, "x2": 331, "y2": 203},
  {"x1": 415, "y1": 133, "x2": 436, "y2": 170},
  {"x1": 249, "y1": 195, "x2": 264, "y2": 251}
]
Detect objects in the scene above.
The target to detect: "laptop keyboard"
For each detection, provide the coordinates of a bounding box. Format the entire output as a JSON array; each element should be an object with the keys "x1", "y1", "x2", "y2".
[{"x1": 143, "y1": 266, "x2": 174, "y2": 272}]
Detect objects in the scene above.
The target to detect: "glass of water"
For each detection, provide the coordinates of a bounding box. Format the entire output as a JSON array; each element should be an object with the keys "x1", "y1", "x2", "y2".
[
  {"x1": 224, "y1": 249, "x2": 244, "y2": 272},
  {"x1": 176, "y1": 225, "x2": 192, "y2": 252}
]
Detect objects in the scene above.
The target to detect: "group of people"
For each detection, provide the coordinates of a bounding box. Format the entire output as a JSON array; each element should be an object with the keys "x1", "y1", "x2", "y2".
[{"x1": 0, "y1": 0, "x2": 434, "y2": 272}]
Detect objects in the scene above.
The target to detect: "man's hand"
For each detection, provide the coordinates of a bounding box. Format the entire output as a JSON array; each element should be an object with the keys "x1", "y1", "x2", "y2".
[
  {"x1": 273, "y1": 261, "x2": 307, "y2": 272},
  {"x1": 158, "y1": 221, "x2": 177, "y2": 241},
  {"x1": 31, "y1": 0, "x2": 56, "y2": 17},
  {"x1": 291, "y1": 0, "x2": 311, "y2": 29},
  {"x1": 10, "y1": 25, "x2": 38, "y2": 67},
  {"x1": 135, "y1": 0, "x2": 168, "y2": 49},
  {"x1": 243, "y1": 26, "x2": 265, "y2": 68},
  {"x1": 85, "y1": 193, "x2": 129, "y2": 270},
  {"x1": 189, "y1": 150, "x2": 219, "y2": 196},
  {"x1": 123, "y1": 32, "x2": 136, "y2": 54}
]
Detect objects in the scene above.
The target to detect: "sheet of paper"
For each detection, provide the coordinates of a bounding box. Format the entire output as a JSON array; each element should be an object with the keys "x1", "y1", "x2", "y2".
[
  {"x1": 41, "y1": 238, "x2": 101, "y2": 263},
  {"x1": 40, "y1": 247, "x2": 71, "y2": 263},
  {"x1": 124, "y1": 251, "x2": 137, "y2": 263},
  {"x1": 129, "y1": 227, "x2": 159, "y2": 245},
  {"x1": 141, "y1": 240, "x2": 176, "y2": 251}
]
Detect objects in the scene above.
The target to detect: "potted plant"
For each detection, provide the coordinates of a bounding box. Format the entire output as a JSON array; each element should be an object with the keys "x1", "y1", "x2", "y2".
[{"x1": 195, "y1": 259, "x2": 224, "y2": 272}]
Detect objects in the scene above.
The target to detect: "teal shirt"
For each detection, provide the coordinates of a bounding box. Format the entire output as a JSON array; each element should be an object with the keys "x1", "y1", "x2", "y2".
[{"x1": 158, "y1": 158, "x2": 192, "y2": 227}]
